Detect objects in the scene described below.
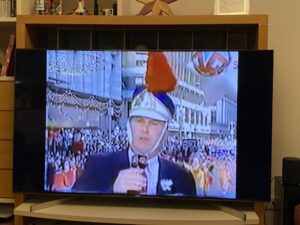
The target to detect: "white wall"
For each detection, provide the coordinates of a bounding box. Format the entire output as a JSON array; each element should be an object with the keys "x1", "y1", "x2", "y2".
[
  {"x1": 251, "y1": 0, "x2": 300, "y2": 178},
  {"x1": 121, "y1": 0, "x2": 300, "y2": 179}
]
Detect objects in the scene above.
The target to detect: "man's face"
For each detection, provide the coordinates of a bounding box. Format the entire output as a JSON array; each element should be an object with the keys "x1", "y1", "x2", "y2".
[{"x1": 131, "y1": 116, "x2": 166, "y2": 155}]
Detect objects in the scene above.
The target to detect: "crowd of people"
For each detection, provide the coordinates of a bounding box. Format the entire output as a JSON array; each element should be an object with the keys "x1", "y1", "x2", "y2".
[
  {"x1": 45, "y1": 125, "x2": 236, "y2": 197},
  {"x1": 160, "y1": 135, "x2": 236, "y2": 196},
  {"x1": 45, "y1": 126, "x2": 129, "y2": 191}
]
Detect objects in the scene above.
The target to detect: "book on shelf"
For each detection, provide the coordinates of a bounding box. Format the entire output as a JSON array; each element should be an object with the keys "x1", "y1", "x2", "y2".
[
  {"x1": 0, "y1": 0, "x2": 6, "y2": 17},
  {"x1": 0, "y1": 0, "x2": 15, "y2": 17},
  {"x1": 0, "y1": 34, "x2": 15, "y2": 77},
  {"x1": 0, "y1": 49, "x2": 4, "y2": 72},
  {"x1": 10, "y1": 0, "x2": 15, "y2": 17}
]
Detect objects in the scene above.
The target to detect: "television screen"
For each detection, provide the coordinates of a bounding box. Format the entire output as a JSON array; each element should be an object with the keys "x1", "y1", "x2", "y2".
[{"x1": 13, "y1": 49, "x2": 273, "y2": 202}]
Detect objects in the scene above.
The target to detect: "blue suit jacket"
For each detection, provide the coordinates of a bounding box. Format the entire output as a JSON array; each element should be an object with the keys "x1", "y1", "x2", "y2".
[{"x1": 73, "y1": 150, "x2": 196, "y2": 196}]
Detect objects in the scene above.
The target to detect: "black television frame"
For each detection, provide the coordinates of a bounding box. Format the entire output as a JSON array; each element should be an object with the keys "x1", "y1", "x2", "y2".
[{"x1": 13, "y1": 49, "x2": 273, "y2": 202}]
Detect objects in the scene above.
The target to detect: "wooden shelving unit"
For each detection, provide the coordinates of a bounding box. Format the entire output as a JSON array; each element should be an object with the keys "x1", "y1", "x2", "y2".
[
  {"x1": 16, "y1": 15, "x2": 268, "y2": 50},
  {"x1": 11, "y1": 14, "x2": 268, "y2": 225},
  {"x1": 0, "y1": 9, "x2": 16, "y2": 225}
]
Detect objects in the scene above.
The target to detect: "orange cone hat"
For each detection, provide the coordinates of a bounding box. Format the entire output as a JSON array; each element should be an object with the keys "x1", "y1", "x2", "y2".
[{"x1": 145, "y1": 52, "x2": 177, "y2": 93}]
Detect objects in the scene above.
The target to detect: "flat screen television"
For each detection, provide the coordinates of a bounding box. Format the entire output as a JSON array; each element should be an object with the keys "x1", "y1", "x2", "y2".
[{"x1": 13, "y1": 49, "x2": 273, "y2": 202}]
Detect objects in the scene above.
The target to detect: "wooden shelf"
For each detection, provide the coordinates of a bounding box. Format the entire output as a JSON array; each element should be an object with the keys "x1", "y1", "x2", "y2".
[
  {"x1": 0, "y1": 17, "x2": 16, "y2": 23},
  {"x1": 14, "y1": 198, "x2": 259, "y2": 225},
  {"x1": 0, "y1": 198, "x2": 14, "y2": 204},
  {"x1": 0, "y1": 77, "x2": 14, "y2": 81},
  {"x1": 16, "y1": 14, "x2": 267, "y2": 25}
]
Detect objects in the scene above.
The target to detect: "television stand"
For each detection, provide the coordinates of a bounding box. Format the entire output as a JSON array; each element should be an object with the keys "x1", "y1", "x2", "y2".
[
  {"x1": 14, "y1": 196, "x2": 259, "y2": 225},
  {"x1": 210, "y1": 203, "x2": 247, "y2": 220}
]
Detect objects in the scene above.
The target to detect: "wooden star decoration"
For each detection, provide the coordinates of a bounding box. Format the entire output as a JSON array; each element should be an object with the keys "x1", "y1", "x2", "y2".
[{"x1": 136, "y1": 0, "x2": 177, "y2": 16}]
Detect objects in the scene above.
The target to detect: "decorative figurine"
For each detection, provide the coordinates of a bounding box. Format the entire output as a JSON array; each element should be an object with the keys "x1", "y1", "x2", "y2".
[
  {"x1": 75, "y1": 0, "x2": 85, "y2": 15},
  {"x1": 72, "y1": 0, "x2": 91, "y2": 15},
  {"x1": 136, "y1": 0, "x2": 177, "y2": 16}
]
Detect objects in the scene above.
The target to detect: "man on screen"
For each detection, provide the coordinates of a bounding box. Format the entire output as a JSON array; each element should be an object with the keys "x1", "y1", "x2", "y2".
[{"x1": 73, "y1": 52, "x2": 196, "y2": 196}]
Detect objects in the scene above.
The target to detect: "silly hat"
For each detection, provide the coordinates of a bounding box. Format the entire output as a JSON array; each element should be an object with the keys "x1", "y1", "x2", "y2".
[{"x1": 129, "y1": 52, "x2": 177, "y2": 122}]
